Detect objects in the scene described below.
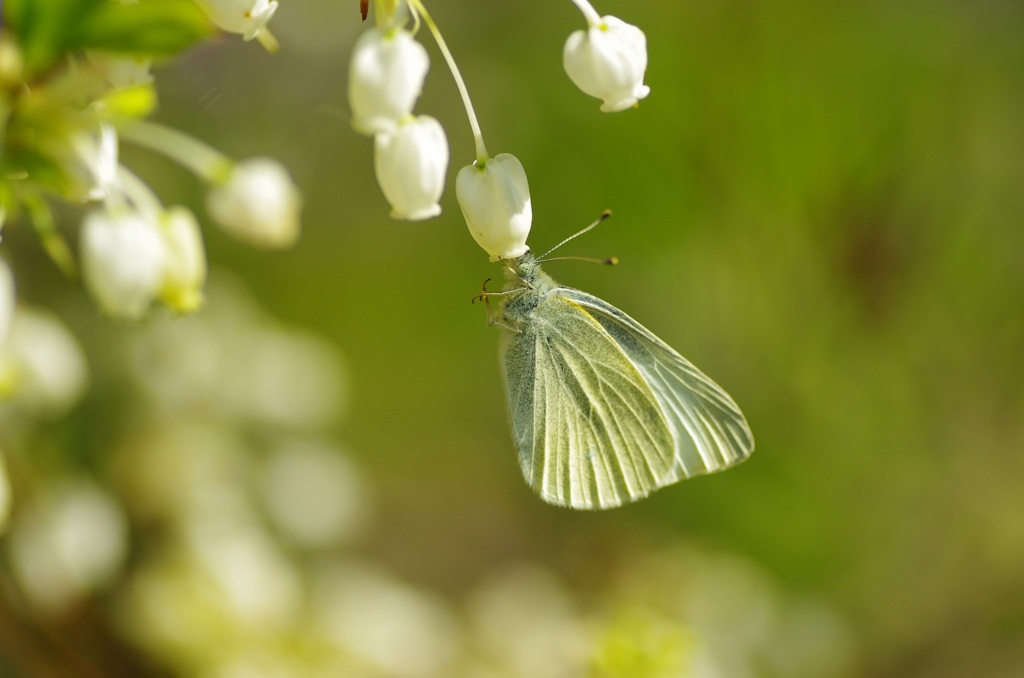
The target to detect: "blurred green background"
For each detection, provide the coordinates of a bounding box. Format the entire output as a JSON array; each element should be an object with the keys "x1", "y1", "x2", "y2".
[{"x1": 5, "y1": 0, "x2": 1024, "y2": 675}]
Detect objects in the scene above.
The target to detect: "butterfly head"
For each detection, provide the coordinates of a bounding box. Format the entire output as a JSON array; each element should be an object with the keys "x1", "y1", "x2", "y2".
[{"x1": 505, "y1": 249, "x2": 540, "y2": 284}]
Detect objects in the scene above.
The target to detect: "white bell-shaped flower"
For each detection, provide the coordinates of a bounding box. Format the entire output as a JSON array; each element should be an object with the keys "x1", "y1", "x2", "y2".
[
  {"x1": 80, "y1": 208, "x2": 167, "y2": 320},
  {"x1": 563, "y1": 16, "x2": 650, "y2": 112},
  {"x1": 206, "y1": 158, "x2": 302, "y2": 249},
  {"x1": 195, "y1": 0, "x2": 278, "y2": 41},
  {"x1": 349, "y1": 28, "x2": 429, "y2": 136},
  {"x1": 456, "y1": 153, "x2": 532, "y2": 261},
  {"x1": 374, "y1": 115, "x2": 449, "y2": 221},
  {"x1": 159, "y1": 207, "x2": 207, "y2": 314}
]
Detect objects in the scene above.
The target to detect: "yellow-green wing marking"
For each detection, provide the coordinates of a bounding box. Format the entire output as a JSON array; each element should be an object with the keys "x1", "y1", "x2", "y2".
[
  {"x1": 559, "y1": 288, "x2": 755, "y2": 479},
  {"x1": 501, "y1": 295, "x2": 677, "y2": 509}
]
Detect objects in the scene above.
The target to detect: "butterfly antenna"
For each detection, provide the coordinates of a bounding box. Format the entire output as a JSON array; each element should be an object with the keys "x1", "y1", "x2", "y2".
[
  {"x1": 537, "y1": 210, "x2": 612, "y2": 261},
  {"x1": 540, "y1": 255, "x2": 619, "y2": 265}
]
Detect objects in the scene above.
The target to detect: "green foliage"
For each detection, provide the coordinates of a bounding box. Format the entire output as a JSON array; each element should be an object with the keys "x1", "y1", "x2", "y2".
[
  {"x1": 3, "y1": 0, "x2": 211, "y2": 77},
  {"x1": 69, "y1": 0, "x2": 212, "y2": 57}
]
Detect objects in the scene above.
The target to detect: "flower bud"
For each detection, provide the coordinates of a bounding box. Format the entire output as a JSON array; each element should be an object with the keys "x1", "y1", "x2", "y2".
[
  {"x1": 80, "y1": 209, "x2": 167, "y2": 320},
  {"x1": 456, "y1": 153, "x2": 532, "y2": 261},
  {"x1": 374, "y1": 115, "x2": 448, "y2": 221},
  {"x1": 563, "y1": 16, "x2": 650, "y2": 112},
  {"x1": 159, "y1": 207, "x2": 207, "y2": 314},
  {"x1": 348, "y1": 28, "x2": 429, "y2": 136},
  {"x1": 206, "y1": 158, "x2": 302, "y2": 249},
  {"x1": 195, "y1": 0, "x2": 278, "y2": 41}
]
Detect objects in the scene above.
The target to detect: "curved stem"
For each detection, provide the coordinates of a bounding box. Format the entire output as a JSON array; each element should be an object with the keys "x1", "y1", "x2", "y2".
[
  {"x1": 256, "y1": 28, "x2": 280, "y2": 53},
  {"x1": 116, "y1": 166, "x2": 165, "y2": 223},
  {"x1": 406, "y1": 0, "x2": 489, "y2": 163},
  {"x1": 119, "y1": 121, "x2": 233, "y2": 184},
  {"x1": 569, "y1": 0, "x2": 603, "y2": 27}
]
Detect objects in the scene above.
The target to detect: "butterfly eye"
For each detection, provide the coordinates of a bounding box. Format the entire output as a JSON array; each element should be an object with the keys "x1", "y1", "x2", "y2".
[{"x1": 517, "y1": 263, "x2": 531, "y2": 279}]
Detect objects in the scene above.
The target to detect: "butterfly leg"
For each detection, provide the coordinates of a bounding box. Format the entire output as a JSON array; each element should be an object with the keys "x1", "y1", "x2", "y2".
[{"x1": 472, "y1": 278, "x2": 521, "y2": 332}]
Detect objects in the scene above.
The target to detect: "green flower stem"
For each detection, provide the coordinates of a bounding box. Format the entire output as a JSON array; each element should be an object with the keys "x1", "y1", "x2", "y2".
[
  {"x1": 406, "y1": 0, "x2": 489, "y2": 164},
  {"x1": 569, "y1": 0, "x2": 603, "y2": 27},
  {"x1": 119, "y1": 121, "x2": 233, "y2": 184},
  {"x1": 256, "y1": 29, "x2": 280, "y2": 54},
  {"x1": 116, "y1": 166, "x2": 165, "y2": 223}
]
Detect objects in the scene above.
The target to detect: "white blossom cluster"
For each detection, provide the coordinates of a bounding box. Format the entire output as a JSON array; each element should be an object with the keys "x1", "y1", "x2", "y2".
[
  {"x1": 76, "y1": 120, "x2": 303, "y2": 321},
  {"x1": 349, "y1": 0, "x2": 650, "y2": 261},
  {"x1": 0, "y1": 1, "x2": 302, "y2": 323},
  {"x1": 348, "y1": 2, "x2": 449, "y2": 221}
]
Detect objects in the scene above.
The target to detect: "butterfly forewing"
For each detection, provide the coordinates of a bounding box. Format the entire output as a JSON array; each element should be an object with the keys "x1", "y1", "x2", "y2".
[
  {"x1": 502, "y1": 295, "x2": 677, "y2": 509},
  {"x1": 558, "y1": 288, "x2": 755, "y2": 478}
]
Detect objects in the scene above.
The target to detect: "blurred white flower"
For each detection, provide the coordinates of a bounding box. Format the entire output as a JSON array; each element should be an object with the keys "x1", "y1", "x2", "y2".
[
  {"x1": 195, "y1": 0, "x2": 279, "y2": 41},
  {"x1": 312, "y1": 562, "x2": 460, "y2": 678},
  {"x1": 456, "y1": 153, "x2": 532, "y2": 261},
  {"x1": 226, "y1": 326, "x2": 345, "y2": 430},
  {"x1": 159, "y1": 206, "x2": 207, "y2": 314},
  {"x1": 374, "y1": 115, "x2": 449, "y2": 220},
  {"x1": 2, "y1": 307, "x2": 88, "y2": 416},
  {"x1": 604, "y1": 546, "x2": 855, "y2": 678},
  {"x1": 6, "y1": 481, "x2": 128, "y2": 615},
  {"x1": 185, "y1": 520, "x2": 302, "y2": 630},
  {"x1": 0, "y1": 258, "x2": 12, "y2": 345},
  {"x1": 87, "y1": 52, "x2": 153, "y2": 88},
  {"x1": 467, "y1": 564, "x2": 589, "y2": 678},
  {"x1": 119, "y1": 422, "x2": 247, "y2": 522},
  {"x1": 131, "y1": 276, "x2": 347, "y2": 429},
  {"x1": 563, "y1": 16, "x2": 650, "y2": 112},
  {"x1": 206, "y1": 158, "x2": 302, "y2": 249},
  {"x1": 0, "y1": 260, "x2": 12, "y2": 397},
  {"x1": 81, "y1": 208, "x2": 167, "y2": 319},
  {"x1": 260, "y1": 439, "x2": 367, "y2": 548},
  {"x1": 348, "y1": 28, "x2": 429, "y2": 136},
  {"x1": 0, "y1": 452, "x2": 10, "y2": 535}
]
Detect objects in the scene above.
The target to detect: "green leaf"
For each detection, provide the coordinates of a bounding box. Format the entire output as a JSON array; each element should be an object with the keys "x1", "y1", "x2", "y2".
[
  {"x1": 67, "y1": 0, "x2": 213, "y2": 56},
  {"x1": 3, "y1": 0, "x2": 103, "y2": 75}
]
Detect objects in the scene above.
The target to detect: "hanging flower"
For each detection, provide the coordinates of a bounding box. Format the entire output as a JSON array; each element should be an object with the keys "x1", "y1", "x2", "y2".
[
  {"x1": 206, "y1": 158, "x2": 302, "y2": 249},
  {"x1": 348, "y1": 28, "x2": 430, "y2": 136},
  {"x1": 563, "y1": 16, "x2": 650, "y2": 112},
  {"x1": 80, "y1": 208, "x2": 167, "y2": 320},
  {"x1": 374, "y1": 115, "x2": 449, "y2": 221},
  {"x1": 456, "y1": 153, "x2": 532, "y2": 261},
  {"x1": 194, "y1": 0, "x2": 279, "y2": 41},
  {"x1": 159, "y1": 207, "x2": 207, "y2": 314}
]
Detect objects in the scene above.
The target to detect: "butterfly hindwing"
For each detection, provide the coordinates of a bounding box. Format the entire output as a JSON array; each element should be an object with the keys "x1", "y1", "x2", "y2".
[{"x1": 501, "y1": 294, "x2": 677, "y2": 509}]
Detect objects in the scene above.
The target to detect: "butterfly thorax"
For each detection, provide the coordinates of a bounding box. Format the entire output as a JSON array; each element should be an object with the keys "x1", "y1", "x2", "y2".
[{"x1": 498, "y1": 250, "x2": 559, "y2": 333}]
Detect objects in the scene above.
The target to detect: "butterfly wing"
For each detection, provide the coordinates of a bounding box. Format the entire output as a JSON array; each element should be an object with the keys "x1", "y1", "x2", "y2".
[
  {"x1": 558, "y1": 287, "x2": 755, "y2": 479},
  {"x1": 501, "y1": 294, "x2": 678, "y2": 509}
]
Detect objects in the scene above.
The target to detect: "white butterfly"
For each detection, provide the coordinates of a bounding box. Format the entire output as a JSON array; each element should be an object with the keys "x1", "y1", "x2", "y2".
[{"x1": 483, "y1": 222, "x2": 754, "y2": 510}]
